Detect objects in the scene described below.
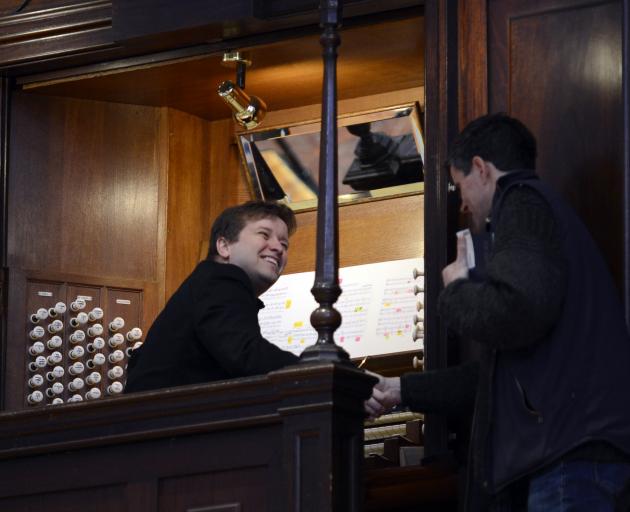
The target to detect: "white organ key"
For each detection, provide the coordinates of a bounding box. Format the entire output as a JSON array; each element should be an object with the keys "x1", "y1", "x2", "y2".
[
  {"x1": 47, "y1": 319, "x2": 64, "y2": 334},
  {"x1": 46, "y1": 366, "x2": 65, "y2": 381},
  {"x1": 69, "y1": 330, "x2": 86, "y2": 344},
  {"x1": 108, "y1": 350, "x2": 125, "y2": 363},
  {"x1": 87, "y1": 323, "x2": 104, "y2": 337},
  {"x1": 48, "y1": 302, "x2": 67, "y2": 318},
  {"x1": 28, "y1": 341, "x2": 45, "y2": 356},
  {"x1": 29, "y1": 356, "x2": 47, "y2": 371},
  {"x1": 86, "y1": 387, "x2": 102, "y2": 400},
  {"x1": 86, "y1": 353, "x2": 106, "y2": 368},
  {"x1": 28, "y1": 374, "x2": 44, "y2": 388},
  {"x1": 68, "y1": 378, "x2": 85, "y2": 392},
  {"x1": 88, "y1": 307, "x2": 104, "y2": 322},
  {"x1": 47, "y1": 351, "x2": 63, "y2": 366},
  {"x1": 68, "y1": 346, "x2": 85, "y2": 360},
  {"x1": 45, "y1": 382, "x2": 64, "y2": 397},
  {"x1": 47, "y1": 335, "x2": 63, "y2": 349},
  {"x1": 109, "y1": 317, "x2": 125, "y2": 332},
  {"x1": 29, "y1": 308, "x2": 49, "y2": 323},
  {"x1": 27, "y1": 391, "x2": 44, "y2": 404},
  {"x1": 107, "y1": 381, "x2": 123, "y2": 395},
  {"x1": 87, "y1": 337, "x2": 106, "y2": 352},
  {"x1": 108, "y1": 333, "x2": 124, "y2": 348},
  {"x1": 125, "y1": 327, "x2": 143, "y2": 342},
  {"x1": 107, "y1": 366, "x2": 124, "y2": 380},
  {"x1": 29, "y1": 326, "x2": 45, "y2": 340},
  {"x1": 67, "y1": 394, "x2": 83, "y2": 403},
  {"x1": 68, "y1": 361, "x2": 85, "y2": 376},
  {"x1": 69, "y1": 312, "x2": 89, "y2": 327},
  {"x1": 86, "y1": 372, "x2": 101, "y2": 385},
  {"x1": 70, "y1": 298, "x2": 86, "y2": 312}
]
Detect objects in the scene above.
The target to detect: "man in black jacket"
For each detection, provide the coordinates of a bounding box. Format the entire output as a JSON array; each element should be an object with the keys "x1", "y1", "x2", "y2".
[
  {"x1": 365, "y1": 114, "x2": 630, "y2": 511},
  {"x1": 125, "y1": 201, "x2": 299, "y2": 393}
]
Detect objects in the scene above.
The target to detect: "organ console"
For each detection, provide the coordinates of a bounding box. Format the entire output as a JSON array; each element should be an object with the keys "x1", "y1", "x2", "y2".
[{"x1": 13, "y1": 286, "x2": 144, "y2": 409}]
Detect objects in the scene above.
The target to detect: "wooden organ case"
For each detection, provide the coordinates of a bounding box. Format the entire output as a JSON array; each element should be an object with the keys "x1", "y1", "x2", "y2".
[{"x1": 0, "y1": 0, "x2": 628, "y2": 511}]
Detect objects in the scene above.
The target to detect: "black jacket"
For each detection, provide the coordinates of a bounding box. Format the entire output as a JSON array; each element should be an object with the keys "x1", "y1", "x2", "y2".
[
  {"x1": 124, "y1": 259, "x2": 299, "y2": 393},
  {"x1": 401, "y1": 171, "x2": 630, "y2": 509}
]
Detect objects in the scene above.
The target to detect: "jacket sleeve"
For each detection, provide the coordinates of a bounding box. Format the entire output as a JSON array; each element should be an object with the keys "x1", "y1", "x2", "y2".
[
  {"x1": 401, "y1": 361, "x2": 479, "y2": 419},
  {"x1": 192, "y1": 274, "x2": 299, "y2": 377},
  {"x1": 438, "y1": 185, "x2": 567, "y2": 351}
]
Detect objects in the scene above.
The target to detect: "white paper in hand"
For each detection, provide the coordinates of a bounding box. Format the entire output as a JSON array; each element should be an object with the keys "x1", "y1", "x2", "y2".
[{"x1": 456, "y1": 229, "x2": 476, "y2": 269}]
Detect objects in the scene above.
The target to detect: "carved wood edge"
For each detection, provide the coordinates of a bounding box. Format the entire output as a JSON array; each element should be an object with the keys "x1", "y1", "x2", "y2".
[{"x1": 0, "y1": 363, "x2": 374, "y2": 459}]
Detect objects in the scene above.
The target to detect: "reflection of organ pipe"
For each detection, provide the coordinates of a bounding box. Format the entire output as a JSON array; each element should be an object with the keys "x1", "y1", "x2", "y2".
[{"x1": 217, "y1": 80, "x2": 266, "y2": 130}]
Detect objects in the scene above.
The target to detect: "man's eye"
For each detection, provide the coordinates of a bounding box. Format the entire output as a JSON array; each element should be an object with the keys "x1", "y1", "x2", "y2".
[{"x1": 258, "y1": 231, "x2": 269, "y2": 238}]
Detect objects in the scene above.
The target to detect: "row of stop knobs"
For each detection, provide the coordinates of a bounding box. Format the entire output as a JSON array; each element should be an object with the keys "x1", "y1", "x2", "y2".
[{"x1": 26, "y1": 299, "x2": 142, "y2": 405}]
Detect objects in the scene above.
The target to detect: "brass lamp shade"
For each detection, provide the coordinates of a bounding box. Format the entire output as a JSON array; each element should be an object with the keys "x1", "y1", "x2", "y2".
[{"x1": 217, "y1": 80, "x2": 267, "y2": 130}]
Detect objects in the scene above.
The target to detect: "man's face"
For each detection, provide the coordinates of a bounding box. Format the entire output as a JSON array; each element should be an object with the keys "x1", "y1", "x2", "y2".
[
  {"x1": 450, "y1": 162, "x2": 495, "y2": 233},
  {"x1": 219, "y1": 216, "x2": 289, "y2": 296}
]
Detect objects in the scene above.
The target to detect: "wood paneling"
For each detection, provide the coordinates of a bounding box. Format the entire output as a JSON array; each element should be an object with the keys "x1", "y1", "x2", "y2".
[
  {"x1": 285, "y1": 194, "x2": 423, "y2": 274},
  {"x1": 0, "y1": 483, "x2": 127, "y2": 512},
  {"x1": 489, "y1": 0, "x2": 624, "y2": 290},
  {"x1": 164, "y1": 108, "x2": 212, "y2": 299},
  {"x1": 0, "y1": 364, "x2": 374, "y2": 512},
  {"x1": 22, "y1": 17, "x2": 424, "y2": 122},
  {"x1": 8, "y1": 92, "x2": 164, "y2": 281},
  {"x1": 0, "y1": 1, "x2": 114, "y2": 69},
  {"x1": 458, "y1": 0, "x2": 487, "y2": 126}
]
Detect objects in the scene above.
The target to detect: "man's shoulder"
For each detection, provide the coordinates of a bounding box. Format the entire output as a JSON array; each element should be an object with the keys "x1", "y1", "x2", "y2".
[{"x1": 191, "y1": 260, "x2": 255, "y2": 295}]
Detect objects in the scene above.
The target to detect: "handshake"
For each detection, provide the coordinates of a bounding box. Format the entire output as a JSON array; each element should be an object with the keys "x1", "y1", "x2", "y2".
[{"x1": 364, "y1": 372, "x2": 404, "y2": 420}]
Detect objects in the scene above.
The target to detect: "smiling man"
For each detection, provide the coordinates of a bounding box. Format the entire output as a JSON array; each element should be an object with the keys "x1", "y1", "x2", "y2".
[{"x1": 124, "y1": 201, "x2": 299, "y2": 393}]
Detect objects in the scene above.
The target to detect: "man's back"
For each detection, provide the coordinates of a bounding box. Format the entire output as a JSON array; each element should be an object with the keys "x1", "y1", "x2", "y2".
[{"x1": 124, "y1": 259, "x2": 298, "y2": 393}]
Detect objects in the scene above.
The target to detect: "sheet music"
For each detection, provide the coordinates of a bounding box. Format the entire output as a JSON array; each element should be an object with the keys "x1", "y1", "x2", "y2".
[{"x1": 259, "y1": 257, "x2": 424, "y2": 358}]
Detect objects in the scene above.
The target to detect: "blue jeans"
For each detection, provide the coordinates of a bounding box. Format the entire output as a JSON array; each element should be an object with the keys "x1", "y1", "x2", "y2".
[{"x1": 528, "y1": 460, "x2": 630, "y2": 511}]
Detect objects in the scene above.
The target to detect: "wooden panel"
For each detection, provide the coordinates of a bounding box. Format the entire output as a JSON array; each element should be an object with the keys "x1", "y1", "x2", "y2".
[
  {"x1": 0, "y1": 0, "x2": 91, "y2": 15},
  {"x1": 489, "y1": 0, "x2": 624, "y2": 289},
  {"x1": 164, "y1": 108, "x2": 212, "y2": 299},
  {"x1": 208, "y1": 118, "x2": 252, "y2": 221},
  {"x1": 0, "y1": 364, "x2": 374, "y2": 512},
  {"x1": 7, "y1": 92, "x2": 165, "y2": 282},
  {"x1": 0, "y1": 1, "x2": 114, "y2": 69},
  {"x1": 285, "y1": 194, "x2": 423, "y2": 275},
  {"x1": 0, "y1": 483, "x2": 127, "y2": 512},
  {"x1": 22, "y1": 16, "x2": 424, "y2": 122},
  {"x1": 158, "y1": 467, "x2": 268, "y2": 512},
  {"x1": 458, "y1": 0, "x2": 487, "y2": 126}
]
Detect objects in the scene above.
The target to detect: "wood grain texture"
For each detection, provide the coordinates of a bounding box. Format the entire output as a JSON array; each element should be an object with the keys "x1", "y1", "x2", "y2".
[
  {"x1": 8, "y1": 92, "x2": 163, "y2": 281},
  {"x1": 23, "y1": 16, "x2": 424, "y2": 122},
  {"x1": 489, "y1": 0, "x2": 624, "y2": 290},
  {"x1": 458, "y1": 0, "x2": 488, "y2": 126},
  {"x1": 164, "y1": 108, "x2": 212, "y2": 300},
  {"x1": 0, "y1": 1, "x2": 114, "y2": 69},
  {"x1": 285, "y1": 194, "x2": 424, "y2": 275}
]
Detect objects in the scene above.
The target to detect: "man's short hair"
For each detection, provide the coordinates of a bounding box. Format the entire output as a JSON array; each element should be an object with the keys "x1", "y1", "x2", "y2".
[
  {"x1": 208, "y1": 200, "x2": 297, "y2": 258},
  {"x1": 446, "y1": 113, "x2": 537, "y2": 175}
]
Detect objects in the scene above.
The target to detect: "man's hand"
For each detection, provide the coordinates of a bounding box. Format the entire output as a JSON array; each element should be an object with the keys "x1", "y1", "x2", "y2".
[
  {"x1": 364, "y1": 372, "x2": 402, "y2": 420},
  {"x1": 441, "y1": 232, "x2": 469, "y2": 286}
]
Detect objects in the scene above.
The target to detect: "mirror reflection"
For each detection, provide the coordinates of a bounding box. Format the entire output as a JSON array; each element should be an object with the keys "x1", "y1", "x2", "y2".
[{"x1": 237, "y1": 105, "x2": 425, "y2": 211}]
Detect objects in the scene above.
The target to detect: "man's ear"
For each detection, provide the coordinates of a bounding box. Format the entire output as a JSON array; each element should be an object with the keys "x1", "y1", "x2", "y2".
[
  {"x1": 472, "y1": 155, "x2": 491, "y2": 182},
  {"x1": 215, "y1": 237, "x2": 231, "y2": 260}
]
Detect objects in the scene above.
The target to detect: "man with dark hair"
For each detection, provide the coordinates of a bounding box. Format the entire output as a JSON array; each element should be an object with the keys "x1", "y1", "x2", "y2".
[
  {"x1": 366, "y1": 113, "x2": 630, "y2": 510},
  {"x1": 125, "y1": 200, "x2": 299, "y2": 393}
]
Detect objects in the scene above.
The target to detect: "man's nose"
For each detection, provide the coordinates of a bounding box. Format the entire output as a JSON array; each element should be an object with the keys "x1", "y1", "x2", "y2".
[{"x1": 268, "y1": 237, "x2": 284, "y2": 253}]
